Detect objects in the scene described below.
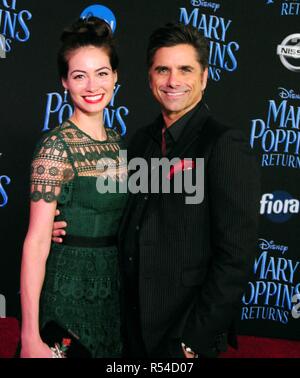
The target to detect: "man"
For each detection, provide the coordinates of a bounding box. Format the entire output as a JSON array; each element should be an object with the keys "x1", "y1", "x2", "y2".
[{"x1": 53, "y1": 23, "x2": 260, "y2": 358}]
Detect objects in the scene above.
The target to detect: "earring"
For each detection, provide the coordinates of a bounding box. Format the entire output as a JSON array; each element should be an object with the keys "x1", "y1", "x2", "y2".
[{"x1": 64, "y1": 89, "x2": 68, "y2": 102}]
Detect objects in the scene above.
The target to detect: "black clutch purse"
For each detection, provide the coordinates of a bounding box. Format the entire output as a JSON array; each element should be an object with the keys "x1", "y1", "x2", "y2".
[{"x1": 40, "y1": 321, "x2": 91, "y2": 358}]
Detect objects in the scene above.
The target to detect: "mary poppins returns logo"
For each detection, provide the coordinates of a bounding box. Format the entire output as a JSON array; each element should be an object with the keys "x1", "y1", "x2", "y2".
[
  {"x1": 179, "y1": 1, "x2": 239, "y2": 82},
  {"x1": 266, "y1": 0, "x2": 300, "y2": 16},
  {"x1": 0, "y1": 0, "x2": 32, "y2": 54},
  {"x1": 241, "y1": 238, "x2": 300, "y2": 325},
  {"x1": 250, "y1": 87, "x2": 300, "y2": 169}
]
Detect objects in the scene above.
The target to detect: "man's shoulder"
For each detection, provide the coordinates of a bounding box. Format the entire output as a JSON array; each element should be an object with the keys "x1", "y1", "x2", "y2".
[
  {"x1": 204, "y1": 116, "x2": 256, "y2": 169},
  {"x1": 204, "y1": 116, "x2": 248, "y2": 145},
  {"x1": 206, "y1": 116, "x2": 237, "y2": 136}
]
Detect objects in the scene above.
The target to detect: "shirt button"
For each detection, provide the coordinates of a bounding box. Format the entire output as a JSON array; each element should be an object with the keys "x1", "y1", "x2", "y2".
[
  {"x1": 136, "y1": 225, "x2": 140, "y2": 231},
  {"x1": 132, "y1": 306, "x2": 137, "y2": 311},
  {"x1": 128, "y1": 257, "x2": 133, "y2": 262},
  {"x1": 144, "y1": 195, "x2": 148, "y2": 200}
]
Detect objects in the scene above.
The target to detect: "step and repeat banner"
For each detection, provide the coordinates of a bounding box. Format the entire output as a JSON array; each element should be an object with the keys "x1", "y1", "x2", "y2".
[{"x1": 1, "y1": 0, "x2": 300, "y2": 341}]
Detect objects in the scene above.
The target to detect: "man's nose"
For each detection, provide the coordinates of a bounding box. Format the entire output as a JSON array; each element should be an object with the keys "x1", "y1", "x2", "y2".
[{"x1": 166, "y1": 71, "x2": 180, "y2": 87}]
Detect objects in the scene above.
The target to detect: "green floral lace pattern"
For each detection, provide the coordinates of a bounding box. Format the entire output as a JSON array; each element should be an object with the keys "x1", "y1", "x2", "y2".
[
  {"x1": 30, "y1": 133, "x2": 74, "y2": 202},
  {"x1": 30, "y1": 121, "x2": 127, "y2": 203},
  {"x1": 40, "y1": 243, "x2": 122, "y2": 357}
]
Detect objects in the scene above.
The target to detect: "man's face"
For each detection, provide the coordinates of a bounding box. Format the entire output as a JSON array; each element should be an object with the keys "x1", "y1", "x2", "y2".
[{"x1": 149, "y1": 44, "x2": 208, "y2": 123}]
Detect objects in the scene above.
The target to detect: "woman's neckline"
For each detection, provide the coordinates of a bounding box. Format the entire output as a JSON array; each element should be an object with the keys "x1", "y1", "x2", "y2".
[{"x1": 67, "y1": 119, "x2": 109, "y2": 143}]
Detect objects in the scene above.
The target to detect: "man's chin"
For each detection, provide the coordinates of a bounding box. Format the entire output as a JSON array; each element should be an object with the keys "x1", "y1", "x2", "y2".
[
  {"x1": 163, "y1": 105, "x2": 189, "y2": 115},
  {"x1": 162, "y1": 102, "x2": 186, "y2": 112}
]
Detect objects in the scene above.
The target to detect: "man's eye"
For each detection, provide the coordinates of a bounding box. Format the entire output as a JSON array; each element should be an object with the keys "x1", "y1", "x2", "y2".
[
  {"x1": 158, "y1": 67, "x2": 168, "y2": 73},
  {"x1": 181, "y1": 67, "x2": 192, "y2": 73}
]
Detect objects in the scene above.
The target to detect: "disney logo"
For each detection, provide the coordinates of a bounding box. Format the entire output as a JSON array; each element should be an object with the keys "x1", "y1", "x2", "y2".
[
  {"x1": 258, "y1": 238, "x2": 288, "y2": 254},
  {"x1": 278, "y1": 87, "x2": 300, "y2": 100},
  {"x1": 190, "y1": 0, "x2": 221, "y2": 12}
]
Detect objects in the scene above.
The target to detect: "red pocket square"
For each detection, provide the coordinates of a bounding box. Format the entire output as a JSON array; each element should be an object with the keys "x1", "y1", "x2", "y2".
[{"x1": 167, "y1": 159, "x2": 195, "y2": 180}]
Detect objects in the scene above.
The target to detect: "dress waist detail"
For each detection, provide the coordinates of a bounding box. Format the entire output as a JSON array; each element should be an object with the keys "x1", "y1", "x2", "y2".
[{"x1": 62, "y1": 234, "x2": 117, "y2": 248}]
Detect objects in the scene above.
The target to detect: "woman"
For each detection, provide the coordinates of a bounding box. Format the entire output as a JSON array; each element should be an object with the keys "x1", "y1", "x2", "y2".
[{"x1": 20, "y1": 17, "x2": 127, "y2": 358}]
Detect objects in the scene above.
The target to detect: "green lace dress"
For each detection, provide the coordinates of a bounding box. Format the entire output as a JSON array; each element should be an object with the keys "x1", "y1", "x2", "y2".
[{"x1": 30, "y1": 120, "x2": 127, "y2": 357}]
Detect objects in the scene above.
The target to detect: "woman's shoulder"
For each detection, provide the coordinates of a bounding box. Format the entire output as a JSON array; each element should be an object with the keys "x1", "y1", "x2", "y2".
[
  {"x1": 53, "y1": 120, "x2": 80, "y2": 142},
  {"x1": 38, "y1": 121, "x2": 79, "y2": 145},
  {"x1": 39, "y1": 124, "x2": 124, "y2": 148},
  {"x1": 33, "y1": 122, "x2": 76, "y2": 158}
]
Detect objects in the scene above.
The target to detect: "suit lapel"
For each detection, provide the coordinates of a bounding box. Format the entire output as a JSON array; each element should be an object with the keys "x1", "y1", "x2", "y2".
[
  {"x1": 118, "y1": 120, "x2": 159, "y2": 241},
  {"x1": 169, "y1": 103, "x2": 211, "y2": 159}
]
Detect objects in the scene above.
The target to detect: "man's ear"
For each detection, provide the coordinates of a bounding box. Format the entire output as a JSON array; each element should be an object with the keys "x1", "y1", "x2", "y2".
[
  {"x1": 148, "y1": 73, "x2": 153, "y2": 90},
  {"x1": 201, "y1": 67, "x2": 208, "y2": 92}
]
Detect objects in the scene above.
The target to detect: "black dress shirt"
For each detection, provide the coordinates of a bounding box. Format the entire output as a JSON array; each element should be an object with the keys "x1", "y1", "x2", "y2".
[{"x1": 154, "y1": 102, "x2": 201, "y2": 156}]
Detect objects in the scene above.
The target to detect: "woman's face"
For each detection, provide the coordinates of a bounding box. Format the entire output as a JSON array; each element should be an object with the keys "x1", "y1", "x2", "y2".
[{"x1": 62, "y1": 46, "x2": 117, "y2": 116}]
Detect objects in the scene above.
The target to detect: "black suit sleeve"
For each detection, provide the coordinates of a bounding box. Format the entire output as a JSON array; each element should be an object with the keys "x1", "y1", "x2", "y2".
[{"x1": 181, "y1": 129, "x2": 260, "y2": 357}]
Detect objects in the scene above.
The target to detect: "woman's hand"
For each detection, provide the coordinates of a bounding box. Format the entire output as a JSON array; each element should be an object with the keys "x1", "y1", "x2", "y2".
[{"x1": 21, "y1": 338, "x2": 53, "y2": 358}]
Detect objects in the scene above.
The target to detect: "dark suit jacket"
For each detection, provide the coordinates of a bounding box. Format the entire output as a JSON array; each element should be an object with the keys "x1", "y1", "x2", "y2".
[{"x1": 118, "y1": 104, "x2": 260, "y2": 358}]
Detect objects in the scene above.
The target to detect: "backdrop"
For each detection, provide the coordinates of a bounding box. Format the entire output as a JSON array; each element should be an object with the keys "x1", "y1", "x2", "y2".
[{"x1": 1, "y1": 0, "x2": 300, "y2": 341}]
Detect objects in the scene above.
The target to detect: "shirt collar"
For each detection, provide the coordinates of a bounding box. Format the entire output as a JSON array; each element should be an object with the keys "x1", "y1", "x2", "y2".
[
  {"x1": 151, "y1": 101, "x2": 203, "y2": 143},
  {"x1": 167, "y1": 102, "x2": 202, "y2": 142}
]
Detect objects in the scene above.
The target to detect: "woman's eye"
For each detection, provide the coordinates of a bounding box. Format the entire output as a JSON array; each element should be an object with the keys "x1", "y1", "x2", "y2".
[{"x1": 98, "y1": 72, "x2": 108, "y2": 77}]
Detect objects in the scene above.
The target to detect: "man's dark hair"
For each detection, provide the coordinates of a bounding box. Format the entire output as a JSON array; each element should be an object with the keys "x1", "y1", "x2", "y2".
[{"x1": 147, "y1": 22, "x2": 209, "y2": 70}]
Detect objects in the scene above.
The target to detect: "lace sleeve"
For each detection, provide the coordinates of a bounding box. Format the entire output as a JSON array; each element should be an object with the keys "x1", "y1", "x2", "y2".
[{"x1": 30, "y1": 133, "x2": 74, "y2": 203}]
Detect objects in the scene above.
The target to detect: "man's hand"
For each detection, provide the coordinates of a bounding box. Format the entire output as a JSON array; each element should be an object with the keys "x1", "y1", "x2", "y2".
[
  {"x1": 181, "y1": 343, "x2": 197, "y2": 358},
  {"x1": 52, "y1": 209, "x2": 67, "y2": 243}
]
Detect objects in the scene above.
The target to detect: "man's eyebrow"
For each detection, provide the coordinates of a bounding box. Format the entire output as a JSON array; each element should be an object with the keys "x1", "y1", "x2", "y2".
[
  {"x1": 154, "y1": 65, "x2": 170, "y2": 70},
  {"x1": 153, "y1": 65, "x2": 195, "y2": 71},
  {"x1": 179, "y1": 65, "x2": 194, "y2": 70}
]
